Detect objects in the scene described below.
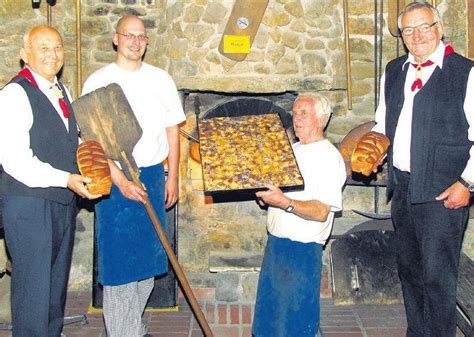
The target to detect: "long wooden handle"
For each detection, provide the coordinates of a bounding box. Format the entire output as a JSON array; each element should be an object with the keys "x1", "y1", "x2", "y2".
[
  {"x1": 142, "y1": 196, "x2": 214, "y2": 337},
  {"x1": 119, "y1": 152, "x2": 212, "y2": 335},
  {"x1": 342, "y1": 0, "x2": 352, "y2": 110}
]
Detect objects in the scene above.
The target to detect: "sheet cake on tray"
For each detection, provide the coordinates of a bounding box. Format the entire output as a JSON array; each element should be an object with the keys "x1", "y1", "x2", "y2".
[{"x1": 198, "y1": 113, "x2": 304, "y2": 197}]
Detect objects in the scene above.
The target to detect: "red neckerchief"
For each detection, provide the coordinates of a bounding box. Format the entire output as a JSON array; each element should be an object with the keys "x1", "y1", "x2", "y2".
[
  {"x1": 13, "y1": 67, "x2": 70, "y2": 118},
  {"x1": 410, "y1": 44, "x2": 454, "y2": 92}
]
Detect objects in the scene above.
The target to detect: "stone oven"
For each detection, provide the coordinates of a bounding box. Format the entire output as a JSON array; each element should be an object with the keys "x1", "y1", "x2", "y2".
[{"x1": 177, "y1": 89, "x2": 399, "y2": 307}]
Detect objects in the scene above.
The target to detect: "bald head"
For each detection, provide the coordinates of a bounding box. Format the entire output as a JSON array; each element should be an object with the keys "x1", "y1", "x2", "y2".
[
  {"x1": 116, "y1": 15, "x2": 145, "y2": 33},
  {"x1": 23, "y1": 25, "x2": 61, "y2": 48},
  {"x1": 113, "y1": 15, "x2": 148, "y2": 70},
  {"x1": 20, "y1": 25, "x2": 64, "y2": 82}
]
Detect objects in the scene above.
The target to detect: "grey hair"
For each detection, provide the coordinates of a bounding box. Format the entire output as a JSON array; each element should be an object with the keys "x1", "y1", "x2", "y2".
[
  {"x1": 397, "y1": 1, "x2": 442, "y2": 31},
  {"x1": 295, "y1": 93, "x2": 332, "y2": 129}
]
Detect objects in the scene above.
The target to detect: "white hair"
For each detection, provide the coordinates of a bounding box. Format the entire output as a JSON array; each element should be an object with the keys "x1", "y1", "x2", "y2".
[
  {"x1": 295, "y1": 93, "x2": 332, "y2": 128},
  {"x1": 397, "y1": 1, "x2": 442, "y2": 31}
]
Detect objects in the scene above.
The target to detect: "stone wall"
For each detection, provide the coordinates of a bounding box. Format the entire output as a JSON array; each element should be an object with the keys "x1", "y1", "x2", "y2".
[
  {"x1": 0, "y1": 0, "x2": 472, "y2": 305},
  {"x1": 0, "y1": 0, "x2": 469, "y2": 137}
]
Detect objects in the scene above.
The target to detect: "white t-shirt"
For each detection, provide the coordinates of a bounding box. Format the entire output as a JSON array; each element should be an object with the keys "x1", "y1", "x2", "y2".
[
  {"x1": 267, "y1": 139, "x2": 346, "y2": 244},
  {"x1": 82, "y1": 62, "x2": 185, "y2": 168}
]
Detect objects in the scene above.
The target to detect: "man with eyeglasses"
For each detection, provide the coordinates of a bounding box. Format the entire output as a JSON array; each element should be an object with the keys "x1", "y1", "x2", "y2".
[
  {"x1": 82, "y1": 15, "x2": 185, "y2": 337},
  {"x1": 371, "y1": 2, "x2": 473, "y2": 336}
]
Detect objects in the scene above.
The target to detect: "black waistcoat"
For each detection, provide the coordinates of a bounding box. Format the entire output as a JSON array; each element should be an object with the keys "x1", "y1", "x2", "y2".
[
  {"x1": 2, "y1": 77, "x2": 79, "y2": 204},
  {"x1": 384, "y1": 52, "x2": 473, "y2": 203}
]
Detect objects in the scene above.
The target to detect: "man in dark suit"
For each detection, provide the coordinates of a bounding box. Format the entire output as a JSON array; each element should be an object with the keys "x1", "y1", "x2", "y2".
[
  {"x1": 0, "y1": 25, "x2": 99, "y2": 337},
  {"x1": 372, "y1": 2, "x2": 473, "y2": 336}
]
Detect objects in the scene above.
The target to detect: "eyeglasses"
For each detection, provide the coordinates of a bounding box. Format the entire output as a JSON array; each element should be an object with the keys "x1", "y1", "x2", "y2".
[
  {"x1": 401, "y1": 22, "x2": 438, "y2": 36},
  {"x1": 116, "y1": 32, "x2": 149, "y2": 42}
]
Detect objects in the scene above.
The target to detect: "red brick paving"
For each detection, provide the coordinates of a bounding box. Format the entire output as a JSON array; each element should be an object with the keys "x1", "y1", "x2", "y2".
[
  {"x1": 3, "y1": 291, "x2": 466, "y2": 337},
  {"x1": 241, "y1": 305, "x2": 252, "y2": 325}
]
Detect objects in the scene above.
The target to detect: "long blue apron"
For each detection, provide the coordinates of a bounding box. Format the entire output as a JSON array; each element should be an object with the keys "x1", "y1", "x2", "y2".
[
  {"x1": 252, "y1": 233, "x2": 323, "y2": 337},
  {"x1": 95, "y1": 164, "x2": 168, "y2": 286}
]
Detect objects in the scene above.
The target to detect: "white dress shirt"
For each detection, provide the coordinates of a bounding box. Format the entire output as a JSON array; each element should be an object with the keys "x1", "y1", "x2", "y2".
[
  {"x1": 374, "y1": 43, "x2": 474, "y2": 182},
  {"x1": 0, "y1": 67, "x2": 73, "y2": 188}
]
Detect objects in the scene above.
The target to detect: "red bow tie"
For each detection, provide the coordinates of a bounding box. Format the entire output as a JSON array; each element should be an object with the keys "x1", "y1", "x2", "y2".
[
  {"x1": 410, "y1": 44, "x2": 455, "y2": 92},
  {"x1": 410, "y1": 60, "x2": 434, "y2": 91},
  {"x1": 13, "y1": 67, "x2": 70, "y2": 119}
]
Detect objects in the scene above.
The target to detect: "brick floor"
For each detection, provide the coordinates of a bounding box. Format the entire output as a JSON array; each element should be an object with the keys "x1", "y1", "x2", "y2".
[{"x1": 0, "y1": 292, "x2": 466, "y2": 336}]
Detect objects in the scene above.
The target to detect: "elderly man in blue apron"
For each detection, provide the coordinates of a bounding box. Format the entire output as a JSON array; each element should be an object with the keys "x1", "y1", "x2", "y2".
[{"x1": 253, "y1": 94, "x2": 346, "y2": 337}]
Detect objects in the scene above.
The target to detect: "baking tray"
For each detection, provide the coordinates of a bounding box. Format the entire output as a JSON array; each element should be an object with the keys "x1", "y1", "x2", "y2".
[{"x1": 198, "y1": 113, "x2": 304, "y2": 198}]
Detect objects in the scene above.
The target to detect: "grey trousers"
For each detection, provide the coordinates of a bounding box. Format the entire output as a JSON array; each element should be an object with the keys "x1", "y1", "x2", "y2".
[
  {"x1": 3, "y1": 196, "x2": 76, "y2": 337},
  {"x1": 103, "y1": 277, "x2": 154, "y2": 337}
]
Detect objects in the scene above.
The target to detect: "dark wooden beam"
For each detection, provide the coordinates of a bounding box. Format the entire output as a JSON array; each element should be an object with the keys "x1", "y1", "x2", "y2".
[{"x1": 468, "y1": 0, "x2": 474, "y2": 60}]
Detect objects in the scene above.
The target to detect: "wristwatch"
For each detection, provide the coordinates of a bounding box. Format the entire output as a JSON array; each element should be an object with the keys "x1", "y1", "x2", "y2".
[
  {"x1": 285, "y1": 199, "x2": 295, "y2": 213},
  {"x1": 457, "y1": 177, "x2": 474, "y2": 193}
]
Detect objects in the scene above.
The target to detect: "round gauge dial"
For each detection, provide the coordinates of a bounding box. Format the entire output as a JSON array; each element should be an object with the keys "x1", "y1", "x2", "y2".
[{"x1": 236, "y1": 16, "x2": 250, "y2": 29}]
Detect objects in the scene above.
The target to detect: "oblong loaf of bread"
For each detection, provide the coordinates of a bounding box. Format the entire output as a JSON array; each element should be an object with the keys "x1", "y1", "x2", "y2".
[
  {"x1": 77, "y1": 140, "x2": 112, "y2": 195},
  {"x1": 350, "y1": 131, "x2": 390, "y2": 176}
]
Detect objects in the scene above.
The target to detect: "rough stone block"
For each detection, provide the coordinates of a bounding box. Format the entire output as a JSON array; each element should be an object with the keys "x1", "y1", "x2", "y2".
[
  {"x1": 281, "y1": 31, "x2": 301, "y2": 49},
  {"x1": 169, "y1": 39, "x2": 188, "y2": 60},
  {"x1": 215, "y1": 273, "x2": 240, "y2": 302},
  {"x1": 290, "y1": 18, "x2": 306, "y2": 33},
  {"x1": 90, "y1": 5, "x2": 110, "y2": 16},
  {"x1": 183, "y1": 24, "x2": 215, "y2": 48},
  {"x1": 241, "y1": 273, "x2": 259, "y2": 302},
  {"x1": 268, "y1": 29, "x2": 281, "y2": 43},
  {"x1": 302, "y1": 53, "x2": 327, "y2": 76},
  {"x1": 184, "y1": 4, "x2": 204, "y2": 23},
  {"x1": 202, "y1": 2, "x2": 227, "y2": 24},
  {"x1": 111, "y1": 6, "x2": 147, "y2": 16},
  {"x1": 209, "y1": 253, "x2": 262, "y2": 273},
  {"x1": 352, "y1": 61, "x2": 376, "y2": 81},
  {"x1": 276, "y1": 56, "x2": 299, "y2": 74},
  {"x1": 284, "y1": 1, "x2": 304, "y2": 18},
  {"x1": 267, "y1": 44, "x2": 285, "y2": 64},
  {"x1": 263, "y1": 7, "x2": 291, "y2": 28},
  {"x1": 254, "y1": 64, "x2": 271, "y2": 74},
  {"x1": 170, "y1": 59, "x2": 198, "y2": 77},
  {"x1": 349, "y1": 16, "x2": 375, "y2": 35}
]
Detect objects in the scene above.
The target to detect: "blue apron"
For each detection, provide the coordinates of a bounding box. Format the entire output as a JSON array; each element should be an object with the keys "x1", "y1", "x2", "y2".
[
  {"x1": 252, "y1": 234, "x2": 323, "y2": 337},
  {"x1": 95, "y1": 164, "x2": 168, "y2": 286}
]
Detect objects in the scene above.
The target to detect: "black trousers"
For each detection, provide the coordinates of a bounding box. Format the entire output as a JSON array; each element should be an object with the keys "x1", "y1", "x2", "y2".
[
  {"x1": 3, "y1": 196, "x2": 76, "y2": 337},
  {"x1": 391, "y1": 170, "x2": 468, "y2": 337}
]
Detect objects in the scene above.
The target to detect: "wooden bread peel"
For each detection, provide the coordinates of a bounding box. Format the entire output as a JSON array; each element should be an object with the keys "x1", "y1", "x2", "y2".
[{"x1": 218, "y1": 0, "x2": 269, "y2": 61}]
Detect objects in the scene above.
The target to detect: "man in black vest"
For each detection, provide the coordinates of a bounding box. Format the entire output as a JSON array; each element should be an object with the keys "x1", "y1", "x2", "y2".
[
  {"x1": 0, "y1": 25, "x2": 100, "y2": 337},
  {"x1": 372, "y1": 2, "x2": 473, "y2": 336}
]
